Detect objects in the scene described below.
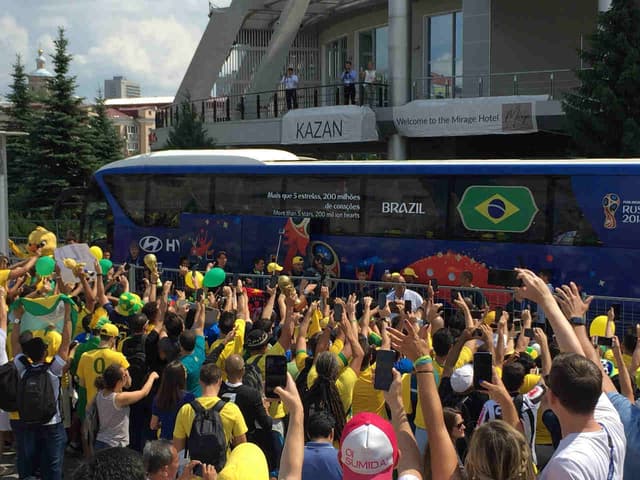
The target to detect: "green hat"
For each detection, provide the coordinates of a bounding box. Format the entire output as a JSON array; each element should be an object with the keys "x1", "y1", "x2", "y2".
[
  {"x1": 115, "y1": 292, "x2": 143, "y2": 317},
  {"x1": 99, "y1": 259, "x2": 113, "y2": 273}
]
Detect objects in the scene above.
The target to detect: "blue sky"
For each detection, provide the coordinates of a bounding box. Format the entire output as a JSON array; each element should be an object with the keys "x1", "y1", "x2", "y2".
[{"x1": 1, "y1": 0, "x2": 231, "y2": 101}]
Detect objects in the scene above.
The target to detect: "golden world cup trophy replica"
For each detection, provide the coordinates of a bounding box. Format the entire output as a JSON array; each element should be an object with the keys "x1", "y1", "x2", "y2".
[
  {"x1": 277, "y1": 275, "x2": 307, "y2": 312},
  {"x1": 144, "y1": 254, "x2": 162, "y2": 286}
]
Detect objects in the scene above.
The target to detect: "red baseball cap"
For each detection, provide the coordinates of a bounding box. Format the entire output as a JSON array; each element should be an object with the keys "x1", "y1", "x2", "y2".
[{"x1": 339, "y1": 413, "x2": 399, "y2": 480}]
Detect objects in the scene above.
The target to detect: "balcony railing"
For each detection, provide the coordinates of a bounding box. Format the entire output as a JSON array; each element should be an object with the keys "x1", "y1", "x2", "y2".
[
  {"x1": 413, "y1": 69, "x2": 585, "y2": 101},
  {"x1": 156, "y1": 82, "x2": 390, "y2": 128}
]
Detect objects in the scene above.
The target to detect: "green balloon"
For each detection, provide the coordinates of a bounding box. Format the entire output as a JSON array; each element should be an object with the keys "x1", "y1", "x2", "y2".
[
  {"x1": 35, "y1": 256, "x2": 56, "y2": 277},
  {"x1": 99, "y1": 259, "x2": 113, "y2": 273},
  {"x1": 204, "y1": 267, "x2": 226, "y2": 288}
]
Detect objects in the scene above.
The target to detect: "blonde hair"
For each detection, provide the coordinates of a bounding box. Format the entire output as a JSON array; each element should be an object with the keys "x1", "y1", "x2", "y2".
[{"x1": 465, "y1": 420, "x2": 535, "y2": 480}]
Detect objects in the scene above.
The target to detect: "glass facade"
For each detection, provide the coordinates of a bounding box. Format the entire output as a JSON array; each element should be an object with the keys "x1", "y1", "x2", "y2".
[
  {"x1": 326, "y1": 37, "x2": 348, "y2": 84},
  {"x1": 426, "y1": 12, "x2": 463, "y2": 98},
  {"x1": 357, "y1": 26, "x2": 389, "y2": 82}
]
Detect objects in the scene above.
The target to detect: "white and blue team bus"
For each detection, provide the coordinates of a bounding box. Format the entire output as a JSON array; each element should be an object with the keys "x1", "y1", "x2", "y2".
[{"x1": 92, "y1": 149, "x2": 637, "y2": 304}]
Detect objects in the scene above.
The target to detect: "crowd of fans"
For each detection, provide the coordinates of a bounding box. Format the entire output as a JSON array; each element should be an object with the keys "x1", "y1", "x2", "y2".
[{"x1": 0, "y1": 247, "x2": 639, "y2": 480}]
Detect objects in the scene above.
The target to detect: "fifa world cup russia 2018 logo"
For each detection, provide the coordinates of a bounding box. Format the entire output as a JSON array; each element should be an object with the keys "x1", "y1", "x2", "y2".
[{"x1": 602, "y1": 193, "x2": 621, "y2": 229}]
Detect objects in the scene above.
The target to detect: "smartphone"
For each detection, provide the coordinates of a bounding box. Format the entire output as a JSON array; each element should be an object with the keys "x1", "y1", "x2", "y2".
[
  {"x1": 269, "y1": 274, "x2": 278, "y2": 289},
  {"x1": 513, "y1": 319, "x2": 522, "y2": 333},
  {"x1": 232, "y1": 273, "x2": 239, "y2": 285},
  {"x1": 451, "y1": 289, "x2": 459, "y2": 301},
  {"x1": 495, "y1": 307, "x2": 503, "y2": 322},
  {"x1": 473, "y1": 352, "x2": 493, "y2": 390},
  {"x1": 374, "y1": 350, "x2": 396, "y2": 391},
  {"x1": 524, "y1": 328, "x2": 535, "y2": 337},
  {"x1": 611, "y1": 303, "x2": 621, "y2": 319},
  {"x1": 193, "y1": 464, "x2": 203, "y2": 477},
  {"x1": 473, "y1": 328, "x2": 483, "y2": 338},
  {"x1": 122, "y1": 262, "x2": 130, "y2": 272},
  {"x1": 488, "y1": 269, "x2": 522, "y2": 287},
  {"x1": 265, "y1": 355, "x2": 288, "y2": 398},
  {"x1": 428, "y1": 278, "x2": 439, "y2": 291},
  {"x1": 68, "y1": 340, "x2": 79, "y2": 352},
  {"x1": 333, "y1": 303, "x2": 343, "y2": 322},
  {"x1": 595, "y1": 336, "x2": 614, "y2": 347},
  {"x1": 404, "y1": 300, "x2": 412, "y2": 314},
  {"x1": 377, "y1": 292, "x2": 387, "y2": 310}
]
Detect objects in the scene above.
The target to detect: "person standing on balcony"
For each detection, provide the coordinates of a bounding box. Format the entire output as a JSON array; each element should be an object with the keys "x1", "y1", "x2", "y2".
[
  {"x1": 341, "y1": 61, "x2": 357, "y2": 105},
  {"x1": 281, "y1": 67, "x2": 299, "y2": 110},
  {"x1": 361, "y1": 61, "x2": 377, "y2": 106}
]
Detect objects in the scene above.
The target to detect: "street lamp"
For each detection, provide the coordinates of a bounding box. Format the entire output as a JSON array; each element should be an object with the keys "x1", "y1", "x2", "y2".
[{"x1": 0, "y1": 131, "x2": 29, "y2": 257}]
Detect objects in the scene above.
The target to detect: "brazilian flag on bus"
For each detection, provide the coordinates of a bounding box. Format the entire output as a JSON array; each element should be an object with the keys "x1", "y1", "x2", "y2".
[{"x1": 457, "y1": 186, "x2": 539, "y2": 233}]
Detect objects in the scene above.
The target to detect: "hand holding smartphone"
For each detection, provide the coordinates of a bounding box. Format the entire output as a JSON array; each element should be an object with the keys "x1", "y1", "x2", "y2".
[
  {"x1": 265, "y1": 355, "x2": 288, "y2": 399},
  {"x1": 373, "y1": 350, "x2": 395, "y2": 391},
  {"x1": 473, "y1": 352, "x2": 493, "y2": 390},
  {"x1": 377, "y1": 292, "x2": 387, "y2": 310}
]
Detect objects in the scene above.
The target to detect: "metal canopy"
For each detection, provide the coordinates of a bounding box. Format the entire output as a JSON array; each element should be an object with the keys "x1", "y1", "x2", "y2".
[{"x1": 238, "y1": 0, "x2": 386, "y2": 30}]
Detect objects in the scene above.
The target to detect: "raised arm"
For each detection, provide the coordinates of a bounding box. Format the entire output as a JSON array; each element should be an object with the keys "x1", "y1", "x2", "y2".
[
  {"x1": 0, "y1": 287, "x2": 7, "y2": 335},
  {"x1": 191, "y1": 297, "x2": 205, "y2": 337},
  {"x1": 276, "y1": 373, "x2": 304, "y2": 480},
  {"x1": 516, "y1": 269, "x2": 584, "y2": 356},
  {"x1": 95, "y1": 260, "x2": 108, "y2": 306},
  {"x1": 384, "y1": 369, "x2": 423, "y2": 479},
  {"x1": 612, "y1": 336, "x2": 634, "y2": 402},
  {"x1": 453, "y1": 292, "x2": 474, "y2": 330},
  {"x1": 516, "y1": 309, "x2": 533, "y2": 353},
  {"x1": 56, "y1": 302, "x2": 73, "y2": 362},
  {"x1": 341, "y1": 307, "x2": 364, "y2": 373},
  {"x1": 116, "y1": 371, "x2": 160, "y2": 407},
  {"x1": 261, "y1": 285, "x2": 277, "y2": 321},
  {"x1": 533, "y1": 327, "x2": 552, "y2": 376},
  {"x1": 388, "y1": 322, "x2": 458, "y2": 480}
]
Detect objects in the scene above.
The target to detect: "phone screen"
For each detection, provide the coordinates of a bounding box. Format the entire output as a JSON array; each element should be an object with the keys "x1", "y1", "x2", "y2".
[
  {"x1": 269, "y1": 275, "x2": 278, "y2": 289},
  {"x1": 595, "y1": 336, "x2": 614, "y2": 347},
  {"x1": 495, "y1": 307, "x2": 503, "y2": 322},
  {"x1": 192, "y1": 464, "x2": 203, "y2": 477},
  {"x1": 513, "y1": 319, "x2": 522, "y2": 333},
  {"x1": 488, "y1": 269, "x2": 521, "y2": 287},
  {"x1": 265, "y1": 355, "x2": 288, "y2": 399},
  {"x1": 377, "y1": 293, "x2": 387, "y2": 310},
  {"x1": 404, "y1": 300, "x2": 412, "y2": 314},
  {"x1": 524, "y1": 328, "x2": 534, "y2": 338},
  {"x1": 473, "y1": 352, "x2": 493, "y2": 389},
  {"x1": 333, "y1": 303, "x2": 343, "y2": 322},
  {"x1": 374, "y1": 350, "x2": 396, "y2": 391}
]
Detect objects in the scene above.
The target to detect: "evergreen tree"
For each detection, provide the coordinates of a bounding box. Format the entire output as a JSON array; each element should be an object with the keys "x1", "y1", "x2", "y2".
[
  {"x1": 163, "y1": 97, "x2": 215, "y2": 149},
  {"x1": 87, "y1": 93, "x2": 124, "y2": 169},
  {"x1": 31, "y1": 27, "x2": 92, "y2": 208},
  {"x1": 563, "y1": 0, "x2": 640, "y2": 156},
  {"x1": 2, "y1": 55, "x2": 36, "y2": 210}
]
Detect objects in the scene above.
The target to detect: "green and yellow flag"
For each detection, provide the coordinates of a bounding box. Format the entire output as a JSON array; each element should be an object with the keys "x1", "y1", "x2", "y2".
[{"x1": 10, "y1": 294, "x2": 78, "y2": 334}]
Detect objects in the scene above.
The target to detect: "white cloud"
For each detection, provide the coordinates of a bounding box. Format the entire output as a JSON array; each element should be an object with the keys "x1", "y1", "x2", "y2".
[
  {"x1": 86, "y1": 16, "x2": 201, "y2": 92},
  {"x1": 0, "y1": 15, "x2": 30, "y2": 99}
]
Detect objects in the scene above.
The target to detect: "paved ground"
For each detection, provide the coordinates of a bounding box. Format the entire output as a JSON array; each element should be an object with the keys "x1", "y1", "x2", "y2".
[{"x1": 0, "y1": 446, "x2": 83, "y2": 479}]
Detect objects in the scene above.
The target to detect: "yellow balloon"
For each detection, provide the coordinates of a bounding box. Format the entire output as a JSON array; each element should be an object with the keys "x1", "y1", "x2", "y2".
[
  {"x1": 589, "y1": 315, "x2": 614, "y2": 337},
  {"x1": 90, "y1": 246, "x2": 103, "y2": 261},
  {"x1": 185, "y1": 271, "x2": 204, "y2": 289}
]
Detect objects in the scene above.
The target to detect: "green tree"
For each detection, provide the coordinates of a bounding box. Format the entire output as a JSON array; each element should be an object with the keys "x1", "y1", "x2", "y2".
[
  {"x1": 87, "y1": 93, "x2": 123, "y2": 169},
  {"x1": 563, "y1": 0, "x2": 640, "y2": 156},
  {"x1": 2, "y1": 55, "x2": 37, "y2": 210},
  {"x1": 31, "y1": 27, "x2": 93, "y2": 208},
  {"x1": 164, "y1": 97, "x2": 215, "y2": 149}
]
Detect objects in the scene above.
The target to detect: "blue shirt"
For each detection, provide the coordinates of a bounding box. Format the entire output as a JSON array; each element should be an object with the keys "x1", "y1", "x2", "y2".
[
  {"x1": 181, "y1": 335, "x2": 206, "y2": 397},
  {"x1": 341, "y1": 69, "x2": 357, "y2": 85},
  {"x1": 152, "y1": 390, "x2": 195, "y2": 440},
  {"x1": 607, "y1": 392, "x2": 640, "y2": 479},
  {"x1": 302, "y1": 442, "x2": 342, "y2": 480}
]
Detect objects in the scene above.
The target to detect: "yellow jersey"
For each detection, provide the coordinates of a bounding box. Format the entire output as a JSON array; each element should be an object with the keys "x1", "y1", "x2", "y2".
[
  {"x1": 306, "y1": 364, "x2": 359, "y2": 415},
  {"x1": 173, "y1": 395, "x2": 248, "y2": 448},
  {"x1": 209, "y1": 318, "x2": 247, "y2": 379},
  {"x1": 351, "y1": 365, "x2": 387, "y2": 419},
  {"x1": 77, "y1": 347, "x2": 130, "y2": 404},
  {"x1": 247, "y1": 342, "x2": 287, "y2": 418}
]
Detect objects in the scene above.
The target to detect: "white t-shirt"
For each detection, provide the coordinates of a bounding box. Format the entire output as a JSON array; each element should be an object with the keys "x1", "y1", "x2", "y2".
[
  {"x1": 540, "y1": 394, "x2": 626, "y2": 480},
  {"x1": 14, "y1": 353, "x2": 66, "y2": 425},
  {"x1": 363, "y1": 69, "x2": 377, "y2": 83},
  {"x1": 386, "y1": 289, "x2": 423, "y2": 312},
  {"x1": 0, "y1": 329, "x2": 7, "y2": 365}
]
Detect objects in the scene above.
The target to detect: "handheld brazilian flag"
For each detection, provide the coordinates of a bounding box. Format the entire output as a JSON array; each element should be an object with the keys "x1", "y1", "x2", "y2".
[
  {"x1": 457, "y1": 186, "x2": 539, "y2": 233},
  {"x1": 10, "y1": 294, "x2": 78, "y2": 334}
]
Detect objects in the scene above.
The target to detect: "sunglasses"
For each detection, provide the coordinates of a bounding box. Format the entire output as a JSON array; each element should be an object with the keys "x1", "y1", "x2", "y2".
[{"x1": 456, "y1": 422, "x2": 465, "y2": 429}]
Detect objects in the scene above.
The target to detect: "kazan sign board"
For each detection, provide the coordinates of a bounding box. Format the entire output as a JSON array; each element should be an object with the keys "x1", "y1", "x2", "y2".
[
  {"x1": 281, "y1": 105, "x2": 379, "y2": 144},
  {"x1": 393, "y1": 95, "x2": 548, "y2": 137}
]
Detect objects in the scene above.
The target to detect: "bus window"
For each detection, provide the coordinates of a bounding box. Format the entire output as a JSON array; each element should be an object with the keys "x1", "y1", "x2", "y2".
[
  {"x1": 145, "y1": 175, "x2": 212, "y2": 227},
  {"x1": 103, "y1": 175, "x2": 147, "y2": 226},
  {"x1": 552, "y1": 177, "x2": 601, "y2": 246},
  {"x1": 282, "y1": 176, "x2": 361, "y2": 235},
  {"x1": 214, "y1": 176, "x2": 284, "y2": 217},
  {"x1": 449, "y1": 176, "x2": 549, "y2": 243},
  {"x1": 362, "y1": 176, "x2": 447, "y2": 238}
]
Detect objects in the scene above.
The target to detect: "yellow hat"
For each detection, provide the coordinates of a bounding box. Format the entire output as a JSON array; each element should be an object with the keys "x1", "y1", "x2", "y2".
[
  {"x1": 33, "y1": 330, "x2": 62, "y2": 362},
  {"x1": 589, "y1": 315, "x2": 614, "y2": 337},
  {"x1": 292, "y1": 256, "x2": 304, "y2": 265},
  {"x1": 483, "y1": 310, "x2": 496, "y2": 325},
  {"x1": 100, "y1": 323, "x2": 119, "y2": 338},
  {"x1": 390, "y1": 272, "x2": 401, "y2": 278},
  {"x1": 218, "y1": 443, "x2": 269, "y2": 480},
  {"x1": 267, "y1": 262, "x2": 283, "y2": 273},
  {"x1": 402, "y1": 267, "x2": 419, "y2": 278}
]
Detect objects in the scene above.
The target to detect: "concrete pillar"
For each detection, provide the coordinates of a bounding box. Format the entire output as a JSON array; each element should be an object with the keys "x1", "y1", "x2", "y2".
[
  {"x1": 599, "y1": 0, "x2": 612, "y2": 11},
  {"x1": 388, "y1": 0, "x2": 410, "y2": 160}
]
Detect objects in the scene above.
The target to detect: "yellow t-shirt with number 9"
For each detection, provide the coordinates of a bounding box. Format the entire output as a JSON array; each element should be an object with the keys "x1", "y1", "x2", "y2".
[{"x1": 76, "y1": 347, "x2": 129, "y2": 405}]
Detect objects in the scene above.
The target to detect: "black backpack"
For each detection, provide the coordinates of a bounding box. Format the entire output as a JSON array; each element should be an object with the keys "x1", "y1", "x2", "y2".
[
  {"x1": 0, "y1": 362, "x2": 20, "y2": 411},
  {"x1": 243, "y1": 355, "x2": 264, "y2": 393},
  {"x1": 187, "y1": 400, "x2": 228, "y2": 471},
  {"x1": 122, "y1": 335, "x2": 149, "y2": 391},
  {"x1": 17, "y1": 356, "x2": 58, "y2": 425}
]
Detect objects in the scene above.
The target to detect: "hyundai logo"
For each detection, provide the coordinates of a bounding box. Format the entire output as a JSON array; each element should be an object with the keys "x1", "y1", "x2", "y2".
[{"x1": 139, "y1": 236, "x2": 163, "y2": 253}]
